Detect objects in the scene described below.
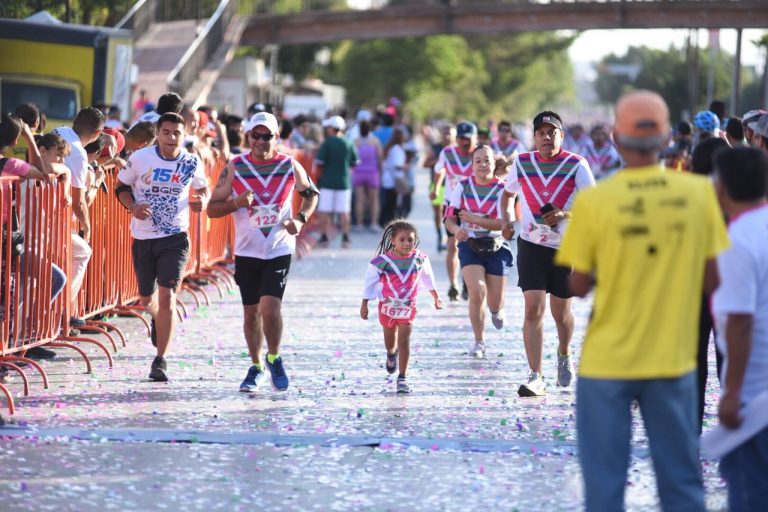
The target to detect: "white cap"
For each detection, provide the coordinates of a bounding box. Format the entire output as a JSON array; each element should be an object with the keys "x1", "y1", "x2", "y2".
[
  {"x1": 356, "y1": 109, "x2": 372, "y2": 122},
  {"x1": 322, "y1": 115, "x2": 346, "y2": 131},
  {"x1": 244, "y1": 112, "x2": 279, "y2": 134}
]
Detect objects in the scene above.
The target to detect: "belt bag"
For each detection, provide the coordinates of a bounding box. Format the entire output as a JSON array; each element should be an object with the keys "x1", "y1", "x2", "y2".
[{"x1": 466, "y1": 236, "x2": 504, "y2": 256}]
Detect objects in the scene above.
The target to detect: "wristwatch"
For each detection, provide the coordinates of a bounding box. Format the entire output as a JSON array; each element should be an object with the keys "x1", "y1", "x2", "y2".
[{"x1": 295, "y1": 212, "x2": 308, "y2": 224}]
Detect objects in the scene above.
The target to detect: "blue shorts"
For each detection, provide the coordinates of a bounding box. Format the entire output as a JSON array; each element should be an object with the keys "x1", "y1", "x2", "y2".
[{"x1": 457, "y1": 241, "x2": 513, "y2": 276}]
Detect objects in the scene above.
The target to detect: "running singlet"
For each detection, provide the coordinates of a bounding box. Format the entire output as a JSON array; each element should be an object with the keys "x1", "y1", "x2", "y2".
[
  {"x1": 118, "y1": 146, "x2": 208, "y2": 240},
  {"x1": 362, "y1": 250, "x2": 437, "y2": 320},
  {"x1": 583, "y1": 141, "x2": 622, "y2": 179},
  {"x1": 435, "y1": 145, "x2": 473, "y2": 201},
  {"x1": 492, "y1": 138, "x2": 525, "y2": 160},
  {"x1": 230, "y1": 152, "x2": 305, "y2": 260},
  {"x1": 447, "y1": 176, "x2": 505, "y2": 238},
  {"x1": 504, "y1": 150, "x2": 595, "y2": 249}
]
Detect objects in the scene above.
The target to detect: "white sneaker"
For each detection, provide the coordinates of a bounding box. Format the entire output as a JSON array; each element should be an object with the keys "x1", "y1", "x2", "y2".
[
  {"x1": 490, "y1": 310, "x2": 505, "y2": 330},
  {"x1": 470, "y1": 341, "x2": 486, "y2": 359},
  {"x1": 556, "y1": 352, "x2": 574, "y2": 387},
  {"x1": 518, "y1": 371, "x2": 547, "y2": 397}
]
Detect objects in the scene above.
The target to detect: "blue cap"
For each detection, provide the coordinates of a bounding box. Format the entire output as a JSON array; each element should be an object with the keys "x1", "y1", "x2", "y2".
[{"x1": 456, "y1": 121, "x2": 477, "y2": 138}]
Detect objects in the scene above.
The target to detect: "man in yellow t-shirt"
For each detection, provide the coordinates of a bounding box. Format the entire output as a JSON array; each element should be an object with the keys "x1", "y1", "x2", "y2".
[{"x1": 556, "y1": 90, "x2": 729, "y2": 511}]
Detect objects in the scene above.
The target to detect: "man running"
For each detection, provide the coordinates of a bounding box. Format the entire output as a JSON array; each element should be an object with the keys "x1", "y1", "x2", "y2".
[
  {"x1": 501, "y1": 111, "x2": 595, "y2": 396},
  {"x1": 207, "y1": 112, "x2": 319, "y2": 392},
  {"x1": 115, "y1": 112, "x2": 210, "y2": 382},
  {"x1": 492, "y1": 120, "x2": 526, "y2": 160},
  {"x1": 431, "y1": 121, "x2": 477, "y2": 301}
]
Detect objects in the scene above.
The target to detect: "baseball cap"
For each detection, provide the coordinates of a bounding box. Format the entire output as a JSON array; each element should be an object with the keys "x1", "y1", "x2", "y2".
[
  {"x1": 244, "y1": 112, "x2": 279, "y2": 134},
  {"x1": 532, "y1": 112, "x2": 563, "y2": 132},
  {"x1": 456, "y1": 121, "x2": 477, "y2": 138},
  {"x1": 100, "y1": 127, "x2": 125, "y2": 157},
  {"x1": 614, "y1": 90, "x2": 670, "y2": 140},
  {"x1": 322, "y1": 115, "x2": 346, "y2": 131},
  {"x1": 742, "y1": 109, "x2": 766, "y2": 130},
  {"x1": 754, "y1": 115, "x2": 768, "y2": 138}
]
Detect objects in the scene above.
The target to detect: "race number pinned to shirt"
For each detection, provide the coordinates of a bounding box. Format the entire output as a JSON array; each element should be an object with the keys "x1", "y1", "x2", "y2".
[
  {"x1": 528, "y1": 222, "x2": 561, "y2": 245},
  {"x1": 381, "y1": 298, "x2": 413, "y2": 319},
  {"x1": 249, "y1": 204, "x2": 281, "y2": 229}
]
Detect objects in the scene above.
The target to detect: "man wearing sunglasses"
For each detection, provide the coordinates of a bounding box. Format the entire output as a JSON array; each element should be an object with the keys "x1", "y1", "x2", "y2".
[{"x1": 207, "y1": 112, "x2": 319, "y2": 393}]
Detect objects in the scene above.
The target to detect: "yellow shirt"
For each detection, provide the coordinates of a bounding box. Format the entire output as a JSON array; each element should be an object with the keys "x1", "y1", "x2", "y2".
[{"x1": 556, "y1": 165, "x2": 729, "y2": 379}]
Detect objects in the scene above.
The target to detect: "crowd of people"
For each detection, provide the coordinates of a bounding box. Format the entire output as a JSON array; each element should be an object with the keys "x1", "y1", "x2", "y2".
[{"x1": 2, "y1": 86, "x2": 768, "y2": 509}]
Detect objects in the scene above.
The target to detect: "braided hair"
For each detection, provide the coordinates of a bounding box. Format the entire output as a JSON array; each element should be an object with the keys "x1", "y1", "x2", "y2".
[{"x1": 374, "y1": 218, "x2": 420, "y2": 256}]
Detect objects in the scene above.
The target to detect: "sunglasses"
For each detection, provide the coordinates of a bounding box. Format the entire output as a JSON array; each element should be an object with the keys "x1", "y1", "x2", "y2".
[{"x1": 249, "y1": 132, "x2": 275, "y2": 141}]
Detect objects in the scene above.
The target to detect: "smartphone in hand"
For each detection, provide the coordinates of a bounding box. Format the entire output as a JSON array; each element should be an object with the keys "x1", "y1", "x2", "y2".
[{"x1": 540, "y1": 202, "x2": 554, "y2": 214}]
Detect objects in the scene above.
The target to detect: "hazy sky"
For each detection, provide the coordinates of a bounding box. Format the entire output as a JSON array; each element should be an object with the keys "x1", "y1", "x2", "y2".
[{"x1": 568, "y1": 28, "x2": 767, "y2": 66}]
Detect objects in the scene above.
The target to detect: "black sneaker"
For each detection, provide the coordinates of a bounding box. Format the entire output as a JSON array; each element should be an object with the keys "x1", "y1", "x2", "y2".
[
  {"x1": 341, "y1": 233, "x2": 351, "y2": 249},
  {"x1": 447, "y1": 285, "x2": 459, "y2": 302},
  {"x1": 149, "y1": 356, "x2": 168, "y2": 382},
  {"x1": 150, "y1": 319, "x2": 157, "y2": 347},
  {"x1": 386, "y1": 350, "x2": 398, "y2": 374},
  {"x1": 317, "y1": 234, "x2": 330, "y2": 247},
  {"x1": 26, "y1": 346, "x2": 57, "y2": 360},
  {"x1": 70, "y1": 317, "x2": 87, "y2": 328}
]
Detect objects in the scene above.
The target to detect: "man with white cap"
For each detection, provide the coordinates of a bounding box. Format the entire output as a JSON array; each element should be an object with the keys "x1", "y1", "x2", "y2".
[
  {"x1": 750, "y1": 114, "x2": 768, "y2": 154},
  {"x1": 316, "y1": 115, "x2": 359, "y2": 248},
  {"x1": 741, "y1": 109, "x2": 765, "y2": 148},
  {"x1": 207, "y1": 111, "x2": 319, "y2": 392},
  {"x1": 556, "y1": 90, "x2": 729, "y2": 511}
]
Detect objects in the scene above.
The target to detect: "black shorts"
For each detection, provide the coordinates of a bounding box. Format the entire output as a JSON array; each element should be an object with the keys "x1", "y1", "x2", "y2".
[
  {"x1": 516, "y1": 237, "x2": 573, "y2": 299},
  {"x1": 132, "y1": 232, "x2": 190, "y2": 297},
  {"x1": 234, "y1": 254, "x2": 292, "y2": 305}
]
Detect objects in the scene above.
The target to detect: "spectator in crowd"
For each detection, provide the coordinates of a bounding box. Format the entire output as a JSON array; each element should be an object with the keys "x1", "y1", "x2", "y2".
[
  {"x1": 315, "y1": 115, "x2": 359, "y2": 248},
  {"x1": 123, "y1": 121, "x2": 156, "y2": 158},
  {"x1": 53, "y1": 107, "x2": 105, "y2": 328},
  {"x1": 725, "y1": 116, "x2": 746, "y2": 147},
  {"x1": 741, "y1": 110, "x2": 765, "y2": 148},
  {"x1": 711, "y1": 147, "x2": 768, "y2": 512},
  {"x1": 556, "y1": 90, "x2": 728, "y2": 511},
  {"x1": 132, "y1": 89, "x2": 149, "y2": 121},
  {"x1": 751, "y1": 115, "x2": 768, "y2": 154},
  {"x1": 104, "y1": 105, "x2": 124, "y2": 130},
  {"x1": 351, "y1": 120, "x2": 382, "y2": 232},
  {"x1": 134, "y1": 92, "x2": 183, "y2": 126},
  {"x1": 379, "y1": 128, "x2": 407, "y2": 228},
  {"x1": 693, "y1": 109, "x2": 721, "y2": 147},
  {"x1": 374, "y1": 113, "x2": 395, "y2": 147},
  {"x1": 2, "y1": 103, "x2": 41, "y2": 161},
  {"x1": 709, "y1": 99, "x2": 728, "y2": 129}
]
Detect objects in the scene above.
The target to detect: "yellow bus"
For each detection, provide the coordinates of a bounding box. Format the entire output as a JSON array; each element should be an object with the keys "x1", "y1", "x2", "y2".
[{"x1": 0, "y1": 17, "x2": 133, "y2": 157}]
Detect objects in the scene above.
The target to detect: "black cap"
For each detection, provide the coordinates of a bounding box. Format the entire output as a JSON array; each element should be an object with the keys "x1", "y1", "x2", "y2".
[
  {"x1": 533, "y1": 111, "x2": 563, "y2": 131},
  {"x1": 456, "y1": 121, "x2": 478, "y2": 138}
]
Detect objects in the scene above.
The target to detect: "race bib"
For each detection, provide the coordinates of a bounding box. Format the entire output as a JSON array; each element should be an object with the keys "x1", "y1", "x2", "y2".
[
  {"x1": 381, "y1": 298, "x2": 413, "y2": 320},
  {"x1": 249, "y1": 205, "x2": 280, "y2": 229},
  {"x1": 528, "y1": 223, "x2": 561, "y2": 245}
]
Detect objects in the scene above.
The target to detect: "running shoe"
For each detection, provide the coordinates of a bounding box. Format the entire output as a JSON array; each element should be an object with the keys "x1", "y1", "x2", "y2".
[
  {"x1": 518, "y1": 371, "x2": 547, "y2": 397},
  {"x1": 149, "y1": 356, "x2": 168, "y2": 382},
  {"x1": 317, "y1": 234, "x2": 330, "y2": 248},
  {"x1": 386, "y1": 350, "x2": 398, "y2": 374},
  {"x1": 447, "y1": 285, "x2": 459, "y2": 302},
  {"x1": 461, "y1": 282, "x2": 469, "y2": 301},
  {"x1": 490, "y1": 310, "x2": 505, "y2": 330},
  {"x1": 396, "y1": 377, "x2": 411, "y2": 394},
  {"x1": 556, "y1": 352, "x2": 575, "y2": 387},
  {"x1": 239, "y1": 365, "x2": 267, "y2": 393},
  {"x1": 150, "y1": 318, "x2": 157, "y2": 347},
  {"x1": 26, "y1": 346, "x2": 57, "y2": 360},
  {"x1": 342, "y1": 233, "x2": 351, "y2": 249},
  {"x1": 266, "y1": 356, "x2": 289, "y2": 391},
  {"x1": 470, "y1": 340, "x2": 486, "y2": 359}
]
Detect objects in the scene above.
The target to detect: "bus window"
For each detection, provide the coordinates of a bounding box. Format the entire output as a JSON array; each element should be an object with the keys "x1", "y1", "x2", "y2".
[{"x1": 0, "y1": 81, "x2": 77, "y2": 122}]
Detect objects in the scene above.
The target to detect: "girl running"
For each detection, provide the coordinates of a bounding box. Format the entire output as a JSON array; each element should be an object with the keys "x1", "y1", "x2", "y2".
[
  {"x1": 445, "y1": 145, "x2": 513, "y2": 358},
  {"x1": 361, "y1": 220, "x2": 443, "y2": 393}
]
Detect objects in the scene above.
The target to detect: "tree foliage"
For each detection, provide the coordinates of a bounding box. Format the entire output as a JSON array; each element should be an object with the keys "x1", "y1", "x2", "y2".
[
  {"x1": 0, "y1": 0, "x2": 135, "y2": 26},
  {"x1": 593, "y1": 45, "x2": 754, "y2": 120}
]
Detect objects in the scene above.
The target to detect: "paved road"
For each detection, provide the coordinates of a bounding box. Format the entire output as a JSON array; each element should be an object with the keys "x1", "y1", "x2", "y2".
[{"x1": 0, "y1": 172, "x2": 727, "y2": 511}]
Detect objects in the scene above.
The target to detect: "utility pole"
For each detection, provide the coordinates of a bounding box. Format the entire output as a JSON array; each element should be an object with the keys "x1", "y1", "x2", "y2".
[{"x1": 730, "y1": 29, "x2": 742, "y2": 116}]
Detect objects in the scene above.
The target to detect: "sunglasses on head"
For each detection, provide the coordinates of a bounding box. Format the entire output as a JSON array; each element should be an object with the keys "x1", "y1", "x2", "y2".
[{"x1": 249, "y1": 131, "x2": 275, "y2": 141}]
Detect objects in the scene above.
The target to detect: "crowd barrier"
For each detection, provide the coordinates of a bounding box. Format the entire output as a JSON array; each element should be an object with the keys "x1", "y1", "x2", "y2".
[{"x1": 0, "y1": 149, "x2": 321, "y2": 415}]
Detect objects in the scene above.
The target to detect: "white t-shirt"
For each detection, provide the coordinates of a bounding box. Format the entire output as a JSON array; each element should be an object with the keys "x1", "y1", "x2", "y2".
[
  {"x1": 117, "y1": 146, "x2": 208, "y2": 240},
  {"x1": 503, "y1": 150, "x2": 595, "y2": 249},
  {"x1": 381, "y1": 144, "x2": 406, "y2": 190},
  {"x1": 53, "y1": 126, "x2": 89, "y2": 189},
  {"x1": 712, "y1": 205, "x2": 768, "y2": 405}
]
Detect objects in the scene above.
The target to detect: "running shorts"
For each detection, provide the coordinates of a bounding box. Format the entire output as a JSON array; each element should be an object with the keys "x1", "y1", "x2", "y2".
[
  {"x1": 458, "y1": 241, "x2": 513, "y2": 277},
  {"x1": 234, "y1": 254, "x2": 292, "y2": 305},
  {"x1": 516, "y1": 237, "x2": 573, "y2": 298},
  {"x1": 132, "y1": 232, "x2": 190, "y2": 296}
]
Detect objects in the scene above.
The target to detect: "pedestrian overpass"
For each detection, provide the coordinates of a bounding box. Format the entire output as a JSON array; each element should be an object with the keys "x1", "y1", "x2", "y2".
[{"x1": 120, "y1": 0, "x2": 768, "y2": 104}]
